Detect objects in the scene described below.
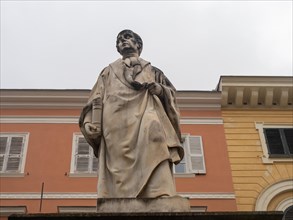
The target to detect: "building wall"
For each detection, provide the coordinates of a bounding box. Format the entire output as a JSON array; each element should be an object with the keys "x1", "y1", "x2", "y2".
[
  {"x1": 179, "y1": 110, "x2": 236, "y2": 211},
  {"x1": 222, "y1": 109, "x2": 293, "y2": 211},
  {"x1": 0, "y1": 105, "x2": 237, "y2": 216}
]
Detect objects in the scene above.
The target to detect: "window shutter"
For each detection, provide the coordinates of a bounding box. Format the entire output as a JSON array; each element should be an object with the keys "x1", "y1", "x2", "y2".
[
  {"x1": 284, "y1": 129, "x2": 293, "y2": 154},
  {"x1": 0, "y1": 137, "x2": 8, "y2": 171},
  {"x1": 264, "y1": 129, "x2": 284, "y2": 154},
  {"x1": 188, "y1": 136, "x2": 206, "y2": 174},
  {"x1": 0, "y1": 137, "x2": 8, "y2": 154},
  {"x1": 75, "y1": 137, "x2": 90, "y2": 172},
  {"x1": 76, "y1": 156, "x2": 90, "y2": 172},
  {"x1": 6, "y1": 137, "x2": 24, "y2": 172},
  {"x1": 92, "y1": 156, "x2": 98, "y2": 172}
]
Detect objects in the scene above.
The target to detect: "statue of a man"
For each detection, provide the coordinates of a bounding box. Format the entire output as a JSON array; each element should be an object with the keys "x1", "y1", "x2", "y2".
[{"x1": 79, "y1": 30, "x2": 184, "y2": 198}]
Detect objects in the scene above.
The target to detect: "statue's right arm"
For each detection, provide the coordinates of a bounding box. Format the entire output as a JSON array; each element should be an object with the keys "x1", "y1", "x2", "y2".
[{"x1": 79, "y1": 67, "x2": 107, "y2": 139}]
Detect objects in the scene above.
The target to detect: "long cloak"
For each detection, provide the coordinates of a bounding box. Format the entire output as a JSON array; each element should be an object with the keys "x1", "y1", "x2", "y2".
[{"x1": 79, "y1": 58, "x2": 184, "y2": 198}]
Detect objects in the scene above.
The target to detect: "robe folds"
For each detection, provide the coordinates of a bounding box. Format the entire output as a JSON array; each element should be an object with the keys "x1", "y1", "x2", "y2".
[{"x1": 79, "y1": 58, "x2": 184, "y2": 198}]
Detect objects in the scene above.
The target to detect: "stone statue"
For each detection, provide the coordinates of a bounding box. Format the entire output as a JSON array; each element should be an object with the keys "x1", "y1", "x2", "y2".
[{"x1": 79, "y1": 30, "x2": 184, "y2": 199}]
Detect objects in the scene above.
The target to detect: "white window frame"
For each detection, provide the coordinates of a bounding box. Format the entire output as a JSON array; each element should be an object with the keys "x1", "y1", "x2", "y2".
[
  {"x1": 58, "y1": 206, "x2": 97, "y2": 213},
  {"x1": 0, "y1": 133, "x2": 29, "y2": 177},
  {"x1": 173, "y1": 134, "x2": 206, "y2": 176},
  {"x1": 255, "y1": 122, "x2": 293, "y2": 164},
  {"x1": 0, "y1": 206, "x2": 27, "y2": 216},
  {"x1": 69, "y1": 133, "x2": 98, "y2": 177}
]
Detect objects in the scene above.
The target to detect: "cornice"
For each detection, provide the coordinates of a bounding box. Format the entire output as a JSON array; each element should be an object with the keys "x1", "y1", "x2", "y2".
[
  {"x1": 217, "y1": 76, "x2": 293, "y2": 109},
  {"x1": 0, "y1": 116, "x2": 223, "y2": 125},
  {"x1": 0, "y1": 89, "x2": 221, "y2": 110}
]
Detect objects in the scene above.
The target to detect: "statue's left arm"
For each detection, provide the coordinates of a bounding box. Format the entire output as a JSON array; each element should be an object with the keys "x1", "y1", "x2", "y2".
[{"x1": 152, "y1": 66, "x2": 183, "y2": 143}]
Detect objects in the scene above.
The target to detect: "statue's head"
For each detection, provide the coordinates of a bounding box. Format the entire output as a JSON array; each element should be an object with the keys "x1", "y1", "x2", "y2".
[{"x1": 116, "y1": 30, "x2": 143, "y2": 56}]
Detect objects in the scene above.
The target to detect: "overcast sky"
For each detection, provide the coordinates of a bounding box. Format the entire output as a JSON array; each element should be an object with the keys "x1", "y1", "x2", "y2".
[{"x1": 1, "y1": 1, "x2": 292, "y2": 91}]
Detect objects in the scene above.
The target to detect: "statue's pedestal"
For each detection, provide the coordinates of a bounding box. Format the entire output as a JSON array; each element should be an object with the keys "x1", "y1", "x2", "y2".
[{"x1": 97, "y1": 197, "x2": 190, "y2": 212}]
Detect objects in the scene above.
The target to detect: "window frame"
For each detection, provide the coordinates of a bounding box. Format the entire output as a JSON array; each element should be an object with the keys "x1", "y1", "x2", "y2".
[
  {"x1": 263, "y1": 128, "x2": 292, "y2": 158},
  {"x1": 173, "y1": 134, "x2": 206, "y2": 176},
  {"x1": 0, "y1": 206, "x2": 27, "y2": 216},
  {"x1": 58, "y1": 206, "x2": 96, "y2": 213},
  {"x1": 0, "y1": 133, "x2": 29, "y2": 177},
  {"x1": 69, "y1": 133, "x2": 98, "y2": 177},
  {"x1": 255, "y1": 123, "x2": 293, "y2": 164}
]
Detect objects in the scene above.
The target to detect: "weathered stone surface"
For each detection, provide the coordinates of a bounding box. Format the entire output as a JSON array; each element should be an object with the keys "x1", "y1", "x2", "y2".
[
  {"x1": 9, "y1": 211, "x2": 284, "y2": 220},
  {"x1": 96, "y1": 197, "x2": 190, "y2": 212},
  {"x1": 79, "y1": 30, "x2": 184, "y2": 199}
]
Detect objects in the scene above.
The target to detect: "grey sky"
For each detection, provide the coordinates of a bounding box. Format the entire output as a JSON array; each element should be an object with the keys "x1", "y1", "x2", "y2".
[{"x1": 1, "y1": 1, "x2": 292, "y2": 91}]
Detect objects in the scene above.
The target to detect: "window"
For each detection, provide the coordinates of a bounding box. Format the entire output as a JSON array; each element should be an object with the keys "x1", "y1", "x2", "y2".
[
  {"x1": 283, "y1": 206, "x2": 293, "y2": 220},
  {"x1": 58, "y1": 206, "x2": 96, "y2": 213},
  {"x1": 0, "y1": 133, "x2": 28, "y2": 175},
  {"x1": 255, "y1": 123, "x2": 293, "y2": 164},
  {"x1": 174, "y1": 135, "x2": 206, "y2": 175},
  {"x1": 0, "y1": 206, "x2": 27, "y2": 217},
  {"x1": 70, "y1": 134, "x2": 98, "y2": 176},
  {"x1": 264, "y1": 128, "x2": 293, "y2": 157}
]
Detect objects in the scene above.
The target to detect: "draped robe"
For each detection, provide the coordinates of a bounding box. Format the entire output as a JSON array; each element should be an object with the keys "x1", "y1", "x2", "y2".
[{"x1": 79, "y1": 58, "x2": 184, "y2": 198}]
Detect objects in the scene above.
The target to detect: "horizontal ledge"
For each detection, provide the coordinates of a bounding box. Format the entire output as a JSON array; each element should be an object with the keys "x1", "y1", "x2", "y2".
[
  {"x1": 0, "y1": 117, "x2": 223, "y2": 125},
  {"x1": 0, "y1": 192, "x2": 235, "y2": 200}
]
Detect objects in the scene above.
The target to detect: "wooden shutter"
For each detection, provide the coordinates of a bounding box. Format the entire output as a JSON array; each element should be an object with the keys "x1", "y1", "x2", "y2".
[
  {"x1": 92, "y1": 157, "x2": 98, "y2": 172},
  {"x1": 6, "y1": 137, "x2": 24, "y2": 171},
  {"x1": 174, "y1": 141, "x2": 187, "y2": 173},
  {"x1": 75, "y1": 136, "x2": 98, "y2": 173},
  {"x1": 75, "y1": 137, "x2": 90, "y2": 172},
  {"x1": 188, "y1": 136, "x2": 206, "y2": 174},
  {"x1": 0, "y1": 137, "x2": 8, "y2": 171}
]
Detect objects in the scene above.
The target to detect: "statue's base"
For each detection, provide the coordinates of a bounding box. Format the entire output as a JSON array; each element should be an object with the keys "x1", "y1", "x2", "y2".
[
  {"x1": 96, "y1": 197, "x2": 190, "y2": 212},
  {"x1": 9, "y1": 212, "x2": 284, "y2": 220}
]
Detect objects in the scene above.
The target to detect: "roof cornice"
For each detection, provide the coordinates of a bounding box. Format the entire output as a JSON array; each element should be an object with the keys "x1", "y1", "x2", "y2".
[
  {"x1": 217, "y1": 76, "x2": 293, "y2": 109},
  {"x1": 0, "y1": 89, "x2": 221, "y2": 110}
]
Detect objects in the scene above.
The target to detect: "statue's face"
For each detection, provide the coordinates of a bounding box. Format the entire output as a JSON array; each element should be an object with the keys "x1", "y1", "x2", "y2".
[{"x1": 117, "y1": 32, "x2": 139, "y2": 55}]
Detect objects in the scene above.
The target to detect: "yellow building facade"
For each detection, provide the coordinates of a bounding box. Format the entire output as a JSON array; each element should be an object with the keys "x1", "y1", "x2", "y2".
[{"x1": 218, "y1": 76, "x2": 293, "y2": 213}]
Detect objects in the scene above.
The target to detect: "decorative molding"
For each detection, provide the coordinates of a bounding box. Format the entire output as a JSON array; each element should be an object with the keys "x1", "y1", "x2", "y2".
[
  {"x1": 255, "y1": 180, "x2": 293, "y2": 211},
  {"x1": 217, "y1": 76, "x2": 293, "y2": 108},
  {"x1": 1, "y1": 116, "x2": 223, "y2": 125},
  {"x1": 0, "y1": 173, "x2": 25, "y2": 178},
  {"x1": 180, "y1": 118, "x2": 223, "y2": 125},
  {"x1": 276, "y1": 198, "x2": 293, "y2": 211},
  {"x1": 180, "y1": 193, "x2": 235, "y2": 199},
  {"x1": 0, "y1": 116, "x2": 79, "y2": 124},
  {"x1": 0, "y1": 193, "x2": 98, "y2": 199},
  {"x1": 0, "y1": 89, "x2": 222, "y2": 110},
  {"x1": 0, "y1": 192, "x2": 235, "y2": 200}
]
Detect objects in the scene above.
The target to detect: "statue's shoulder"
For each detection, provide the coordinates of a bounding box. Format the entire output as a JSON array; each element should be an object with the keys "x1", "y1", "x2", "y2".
[
  {"x1": 109, "y1": 58, "x2": 123, "y2": 68},
  {"x1": 151, "y1": 66, "x2": 164, "y2": 75},
  {"x1": 99, "y1": 59, "x2": 122, "y2": 77},
  {"x1": 138, "y1": 57, "x2": 164, "y2": 76}
]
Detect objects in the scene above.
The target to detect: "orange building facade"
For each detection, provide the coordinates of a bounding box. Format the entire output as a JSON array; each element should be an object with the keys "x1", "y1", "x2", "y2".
[{"x1": 0, "y1": 89, "x2": 236, "y2": 218}]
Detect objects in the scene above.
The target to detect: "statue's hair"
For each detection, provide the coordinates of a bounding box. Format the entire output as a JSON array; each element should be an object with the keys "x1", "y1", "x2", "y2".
[{"x1": 116, "y1": 30, "x2": 143, "y2": 55}]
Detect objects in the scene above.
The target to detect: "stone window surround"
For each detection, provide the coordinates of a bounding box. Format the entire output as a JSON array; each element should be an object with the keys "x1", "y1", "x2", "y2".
[
  {"x1": 255, "y1": 122, "x2": 293, "y2": 164},
  {"x1": 0, "y1": 132, "x2": 29, "y2": 177},
  {"x1": 255, "y1": 179, "x2": 293, "y2": 211},
  {"x1": 69, "y1": 133, "x2": 98, "y2": 177}
]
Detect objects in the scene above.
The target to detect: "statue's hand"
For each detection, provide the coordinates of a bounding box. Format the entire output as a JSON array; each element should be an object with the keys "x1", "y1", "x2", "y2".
[
  {"x1": 84, "y1": 122, "x2": 101, "y2": 139},
  {"x1": 147, "y1": 82, "x2": 163, "y2": 96}
]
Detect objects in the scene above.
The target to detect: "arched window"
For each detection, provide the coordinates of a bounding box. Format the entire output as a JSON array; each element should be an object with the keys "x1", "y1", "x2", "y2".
[
  {"x1": 255, "y1": 180, "x2": 293, "y2": 211},
  {"x1": 283, "y1": 206, "x2": 293, "y2": 220}
]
